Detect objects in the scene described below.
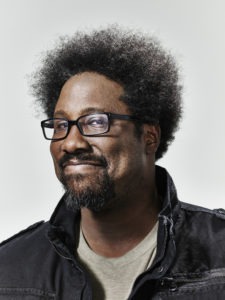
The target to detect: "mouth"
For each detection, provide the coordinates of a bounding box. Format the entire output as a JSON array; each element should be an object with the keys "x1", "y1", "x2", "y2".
[
  {"x1": 63, "y1": 159, "x2": 104, "y2": 167},
  {"x1": 62, "y1": 160, "x2": 105, "y2": 173}
]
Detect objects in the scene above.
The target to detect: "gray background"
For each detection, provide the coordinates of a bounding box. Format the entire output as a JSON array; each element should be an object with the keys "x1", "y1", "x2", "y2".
[{"x1": 0, "y1": 0, "x2": 224, "y2": 241}]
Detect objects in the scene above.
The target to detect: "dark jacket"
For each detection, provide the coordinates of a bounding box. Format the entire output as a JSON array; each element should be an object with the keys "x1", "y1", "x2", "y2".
[{"x1": 1, "y1": 166, "x2": 225, "y2": 300}]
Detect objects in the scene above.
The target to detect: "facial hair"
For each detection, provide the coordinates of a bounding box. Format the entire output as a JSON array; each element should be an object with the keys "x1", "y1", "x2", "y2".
[{"x1": 58, "y1": 153, "x2": 115, "y2": 212}]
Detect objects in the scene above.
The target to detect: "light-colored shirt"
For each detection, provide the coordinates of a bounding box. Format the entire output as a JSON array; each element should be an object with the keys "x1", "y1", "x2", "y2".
[{"x1": 77, "y1": 222, "x2": 158, "y2": 300}]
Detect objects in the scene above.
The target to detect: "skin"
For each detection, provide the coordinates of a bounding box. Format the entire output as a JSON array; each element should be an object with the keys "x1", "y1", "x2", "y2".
[{"x1": 50, "y1": 71, "x2": 161, "y2": 257}]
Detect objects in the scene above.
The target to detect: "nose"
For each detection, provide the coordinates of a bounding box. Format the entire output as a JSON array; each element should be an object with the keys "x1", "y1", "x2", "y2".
[{"x1": 61, "y1": 125, "x2": 91, "y2": 153}]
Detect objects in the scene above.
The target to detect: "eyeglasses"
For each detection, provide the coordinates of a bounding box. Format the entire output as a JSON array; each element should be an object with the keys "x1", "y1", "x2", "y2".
[{"x1": 41, "y1": 112, "x2": 138, "y2": 141}]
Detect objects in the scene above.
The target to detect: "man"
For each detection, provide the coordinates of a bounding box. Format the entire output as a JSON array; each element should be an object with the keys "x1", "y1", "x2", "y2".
[{"x1": 0, "y1": 26, "x2": 225, "y2": 300}]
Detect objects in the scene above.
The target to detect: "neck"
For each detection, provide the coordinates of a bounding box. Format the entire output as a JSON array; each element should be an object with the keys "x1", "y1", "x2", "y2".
[{"x1": 80, "y1": 184, "x2": 160, "y2": 258}]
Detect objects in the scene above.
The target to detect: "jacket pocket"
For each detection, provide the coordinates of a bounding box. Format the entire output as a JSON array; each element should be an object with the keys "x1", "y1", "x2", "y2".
[
  {"x1": 155, "y1": 272, "x2": 225, "y2": 300},
  {"x1": 155, "y1": 284, "x2": 225, "y2": 299},
  {"x1": 0, "y1": 288, "x2": 55, "y2": 300}
]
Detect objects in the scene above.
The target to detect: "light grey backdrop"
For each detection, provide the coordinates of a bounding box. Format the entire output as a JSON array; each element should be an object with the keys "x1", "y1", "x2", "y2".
[{"x1": 0, "y1": 0, "x2": 225, "y2": 241}]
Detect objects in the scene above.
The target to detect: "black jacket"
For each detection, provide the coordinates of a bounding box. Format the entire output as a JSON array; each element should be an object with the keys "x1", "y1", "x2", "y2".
[{"x1": 1, "y1": 166, "x2": 225, "y2": 300}]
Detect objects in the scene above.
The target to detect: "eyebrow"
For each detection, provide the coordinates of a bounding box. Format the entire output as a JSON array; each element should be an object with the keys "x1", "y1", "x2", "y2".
[{"x1": 54, "y1": 107, "x2": 105, "y2": 118}]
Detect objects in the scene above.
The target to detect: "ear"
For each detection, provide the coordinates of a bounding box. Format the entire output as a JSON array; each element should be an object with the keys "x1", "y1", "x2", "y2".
[{"x1": 142, "y1": 124, "x2": 161, "y2": 155}]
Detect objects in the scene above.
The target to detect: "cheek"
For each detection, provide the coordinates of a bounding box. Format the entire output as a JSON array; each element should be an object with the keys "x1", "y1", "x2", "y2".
[
  {"x1": 102, "y1": 138, "x2": 144, "y2": 179},
  {"x1": 50, "y1": 142, "x2": 61, "y2": 175}
]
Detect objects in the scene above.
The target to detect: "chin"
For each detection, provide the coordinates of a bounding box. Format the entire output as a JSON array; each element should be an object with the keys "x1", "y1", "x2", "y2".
[{"x1": 61, "y1": 173, "x2": 116, "y2": 212}]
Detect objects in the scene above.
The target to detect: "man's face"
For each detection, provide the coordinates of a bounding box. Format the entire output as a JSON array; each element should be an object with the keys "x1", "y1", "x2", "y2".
[{"x1": 50, "y1": 72, "x2": 154, "y2": 212}]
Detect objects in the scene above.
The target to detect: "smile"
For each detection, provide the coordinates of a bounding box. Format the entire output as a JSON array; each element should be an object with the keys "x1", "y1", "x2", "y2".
[{"x1": 62, "y1": 160, "x2": 104, "y2": 173}]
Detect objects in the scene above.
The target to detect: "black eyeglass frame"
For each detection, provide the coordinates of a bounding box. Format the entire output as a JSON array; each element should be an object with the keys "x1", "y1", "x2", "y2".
[{"x1": 41, "y1": 112, "x2": 139, "y2": 141}]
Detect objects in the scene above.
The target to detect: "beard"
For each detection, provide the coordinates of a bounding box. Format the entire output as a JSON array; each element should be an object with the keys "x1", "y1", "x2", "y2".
[{"x1": 58, "y1": 153, "x2": 115, "y2": 212}]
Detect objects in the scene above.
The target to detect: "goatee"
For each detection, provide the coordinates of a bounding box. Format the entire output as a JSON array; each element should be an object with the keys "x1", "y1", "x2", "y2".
[
  {"x1": 63, "y1": 172, "x2": 115, "y2": 212},
  {"x1": 58, "y1": 152, "x2": 115, "y2": 212}
]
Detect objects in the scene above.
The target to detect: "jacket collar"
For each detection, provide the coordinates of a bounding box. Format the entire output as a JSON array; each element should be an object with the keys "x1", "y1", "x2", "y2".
[{"x1": 155, "y1": 165, "x2": 180, "y2": 223}]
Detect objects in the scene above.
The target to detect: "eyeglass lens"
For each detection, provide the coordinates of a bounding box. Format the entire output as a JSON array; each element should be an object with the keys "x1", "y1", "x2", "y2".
[{"x1": 43, "y1": 114, "x2": 110, "y2": 140}]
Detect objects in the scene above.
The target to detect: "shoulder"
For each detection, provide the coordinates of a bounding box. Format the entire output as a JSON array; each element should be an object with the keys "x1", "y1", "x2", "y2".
[
  {"x1": 175, "y1": 201, "x2": 225, "y2": 250},
  {"x1": 0, "y1": 221, "x2": 60, "y2": 291},
  {"x1": 0, "y1": 220, "x2": 50, "y2": 267},
  {"x1": 176, "y1": 201, "x2": 225, "y2": 234},
  {"x1": 173, "y1": 201, "x2": 225, "y2": 270},
  {"x1": 170, "y1": 201, "x2": 225, "y2": 274},
  {"x1": 0, "y1": 220, "x2": 45, "y2": 245},
  {"x1": 0, "y1": 220, "x2": 55, "y2": 285},
  {"x1": 0, "y1": 220, "x2": 47, "y2": 248},
  {"x1": 180, "y1": 201, "x2": 225, "y2": 216},
  {"x1": 179, "y1": 201, "x2": 225, "y2": 225}
]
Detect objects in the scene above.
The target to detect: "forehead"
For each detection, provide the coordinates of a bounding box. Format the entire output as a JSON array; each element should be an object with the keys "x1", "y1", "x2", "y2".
[{"x1": 54, "y1": 72, "x2": 129, "y2": 117}]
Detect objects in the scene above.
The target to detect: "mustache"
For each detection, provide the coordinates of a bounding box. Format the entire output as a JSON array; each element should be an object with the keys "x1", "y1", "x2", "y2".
[{"x1": 58, "y1": 152, "x2": 108, "y2": 169}]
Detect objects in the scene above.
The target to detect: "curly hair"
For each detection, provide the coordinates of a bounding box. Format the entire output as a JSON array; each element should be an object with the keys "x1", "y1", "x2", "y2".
[{"x1": 31, "y1": 25, "x2": 182, "y2": 160}]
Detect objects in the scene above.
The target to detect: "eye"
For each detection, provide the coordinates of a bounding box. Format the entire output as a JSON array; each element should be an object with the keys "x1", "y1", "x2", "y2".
[
  {"x1": 54, "y1": 119, "x2": 68, "y2": 132},
  {"x1": 86, "y1": 115, "x2": 108, "y2": 128}
]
